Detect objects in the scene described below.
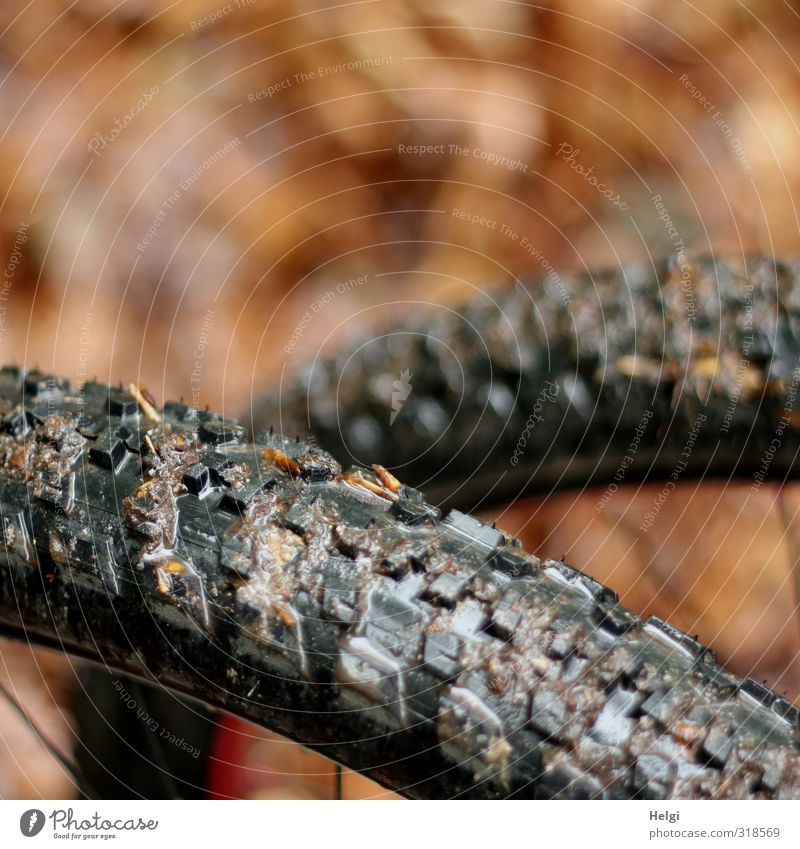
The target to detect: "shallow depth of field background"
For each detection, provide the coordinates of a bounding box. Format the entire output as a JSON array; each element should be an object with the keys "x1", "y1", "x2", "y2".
[{"x1": 1, "y1": 0, "x2": 800, "y2": 797}]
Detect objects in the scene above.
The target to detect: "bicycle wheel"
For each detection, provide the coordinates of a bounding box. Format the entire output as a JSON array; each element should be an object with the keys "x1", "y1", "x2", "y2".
[
  {"x1": 1, "y1": 365, "x2": 799, "y2": 798},
  {"x1": 249, "y1": 254, "x2": 800, "y2": 509}
]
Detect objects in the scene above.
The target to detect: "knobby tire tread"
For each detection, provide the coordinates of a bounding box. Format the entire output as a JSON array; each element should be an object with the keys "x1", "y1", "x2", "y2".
[
  {"x1": 0, "y1": 366, "x2": 799, "y2": 799},
  {"x1": 250, "y1": 254, "x2": 800, "y2": 507}
]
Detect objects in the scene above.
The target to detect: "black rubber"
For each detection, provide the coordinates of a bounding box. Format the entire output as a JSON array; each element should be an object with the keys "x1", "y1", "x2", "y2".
[
  {"x1": 250, "y1": 254, "x2": 800, "y2": 508},
  {"x1": 1, "y1": 365, "x2": 799, "y2": 799}
]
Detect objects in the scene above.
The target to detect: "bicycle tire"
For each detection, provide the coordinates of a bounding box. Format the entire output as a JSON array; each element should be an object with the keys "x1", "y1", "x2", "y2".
[
  {"x1": 249, "y1": 254, "x2": 800, "y2": 508},
  {"x1": 1, "y1": 365, "x2": 799, "y2": 799}
]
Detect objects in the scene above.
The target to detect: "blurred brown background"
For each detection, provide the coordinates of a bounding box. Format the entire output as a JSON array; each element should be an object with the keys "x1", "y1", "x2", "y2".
[{"x1": 1, "y1": 0, "x2": 800, "y2": 798}]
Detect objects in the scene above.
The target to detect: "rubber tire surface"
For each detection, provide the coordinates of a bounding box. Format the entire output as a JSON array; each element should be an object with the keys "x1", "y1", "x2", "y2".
[
  {"x1": 1, "y1": 366, "x2": 799, "y2": 798},
  {"x1": 250, "y1": 254, "x2": 800, "y2": 508}
]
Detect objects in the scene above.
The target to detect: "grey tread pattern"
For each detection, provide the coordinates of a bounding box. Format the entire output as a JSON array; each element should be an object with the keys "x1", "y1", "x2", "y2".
[
  {"x1": 0, "y1": 365, "x2": 799, "y2": 798},
  {"x1": 250, "y1": 254, "x2": 800, "y2": 507}
]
